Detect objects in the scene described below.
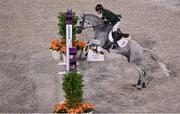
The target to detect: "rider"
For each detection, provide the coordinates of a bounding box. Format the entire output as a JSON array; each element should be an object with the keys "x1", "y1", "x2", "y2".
[{"x1": 95, "y1": 4, "x2": 122, "y2": 38}]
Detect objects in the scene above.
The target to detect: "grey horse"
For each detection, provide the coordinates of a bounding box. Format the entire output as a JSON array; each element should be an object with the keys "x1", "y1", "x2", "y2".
[{"x1": 76, "y1": 14, "x2": 170, "y2": 89}]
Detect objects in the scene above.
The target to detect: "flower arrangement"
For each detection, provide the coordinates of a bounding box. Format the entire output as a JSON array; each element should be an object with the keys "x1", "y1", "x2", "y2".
[
  {"x1": 53, "y1": 72, "x2": 94, "y2": 114},
  {"x1": 49, "y1": 39, "x2": 86, "y2": 54},
  {"x1": 57, "y1": 39, "x2": 87, "y2": 54},
  {"x1": 49, "y1": 39, "x2": 61, "y2": 51},
  {"x1": 73, "y1": 40, "x2": 87, "y2": 50},
  {"x1": 54, "y1": 99, "x2": 94, "y2": 113}
]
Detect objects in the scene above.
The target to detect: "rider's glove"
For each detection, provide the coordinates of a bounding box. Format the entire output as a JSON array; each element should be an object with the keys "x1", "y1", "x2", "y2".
[
  {"x1": 104, "y1": 21, "x2": 110, "y2": 25},
  {"x1": 118, "y1": 14, "x2": 122, "y2": 19}
]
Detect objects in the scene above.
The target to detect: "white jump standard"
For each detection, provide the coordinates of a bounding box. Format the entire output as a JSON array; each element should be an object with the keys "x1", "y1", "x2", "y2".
[{"x1": 59, "y1": 10, "x2": 77, "y2": 74}]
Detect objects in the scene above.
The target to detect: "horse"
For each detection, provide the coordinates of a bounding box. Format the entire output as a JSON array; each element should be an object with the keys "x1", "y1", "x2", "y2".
[{"x1": 76, "y1": 13, "x2": 170, "y2": 90}]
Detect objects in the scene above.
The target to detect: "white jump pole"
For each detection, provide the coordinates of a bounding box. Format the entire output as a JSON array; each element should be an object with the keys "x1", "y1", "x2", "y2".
[
  {"x1": 59, "y1": 9, "x2": 73, "y2": 75},
  {"x1": 65, "y1": 10, "x2": 73, "y2": 71}
]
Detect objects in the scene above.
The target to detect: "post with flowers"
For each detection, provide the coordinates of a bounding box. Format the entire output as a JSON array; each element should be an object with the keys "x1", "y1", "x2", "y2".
[
  {"x1": 54, "y1": 9, "x2": 95, "y2": 113},
  {"x1": 59, "y1": 9, "x2": 77, "y2": 74}
]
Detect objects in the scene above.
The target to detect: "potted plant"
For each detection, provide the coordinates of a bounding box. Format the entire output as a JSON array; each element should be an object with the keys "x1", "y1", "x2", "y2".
[
  {"x1": 59, "y1": 39, "x2": 87, "y2": 61},
  {"x1": 49, "y1": 39, "x2": 61, "y2": 60},
  {"x1": 73, "y1": 39, "x2": 87, "y2": 58},
  {"x1": 54, "y1": 72, "x2": 94, "y2": 113}
]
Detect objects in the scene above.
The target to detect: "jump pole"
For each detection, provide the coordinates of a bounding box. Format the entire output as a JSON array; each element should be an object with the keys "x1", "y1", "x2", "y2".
[{"x1": 59, "y1": 10, "x2": 77, "y2": 75}]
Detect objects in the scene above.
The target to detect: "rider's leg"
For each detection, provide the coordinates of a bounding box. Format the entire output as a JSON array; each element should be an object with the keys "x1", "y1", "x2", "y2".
[
  {"x1": 112, "y1": 21, "x2": 121, "y2": 32},
  {"x1": 108, "y1": 21, "x2": 121, "y2": 42}
]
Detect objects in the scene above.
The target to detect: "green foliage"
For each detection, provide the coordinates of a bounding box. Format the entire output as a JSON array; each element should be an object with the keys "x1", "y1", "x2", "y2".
[
  {"x1": 57, "y1": 12, "x2": 79, "y2": 41},
  {"x1": 62, "y1": 72, "x2": 83, "y2": 109}
]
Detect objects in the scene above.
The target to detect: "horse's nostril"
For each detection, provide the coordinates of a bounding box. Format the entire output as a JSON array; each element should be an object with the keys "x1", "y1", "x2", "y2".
[{"x1": 77, "y1": 29, "x2": 82, "y2": 34}]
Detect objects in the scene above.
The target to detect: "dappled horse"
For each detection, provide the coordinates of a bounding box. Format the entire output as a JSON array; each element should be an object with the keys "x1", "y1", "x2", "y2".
[{"x1": 76, "y1": 14, "x2": 170, "y2": 90}]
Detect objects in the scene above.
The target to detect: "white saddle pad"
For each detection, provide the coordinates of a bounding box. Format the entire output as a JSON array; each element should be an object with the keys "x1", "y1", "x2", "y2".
[
  {"x1": 117, "y1": 36, "x2": 131, "y2": 48},
  {"x1": 108, "y1": 31, "x2": 131, "y2": 48}
]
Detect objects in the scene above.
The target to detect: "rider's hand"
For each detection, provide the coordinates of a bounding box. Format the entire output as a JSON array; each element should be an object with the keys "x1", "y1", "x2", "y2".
[
  {"x1": 118, "y1": 14, "x2": 122, "y2": 19},
  {"x1": 104, "y1": 21, "x2": 110, "y2": 25}
]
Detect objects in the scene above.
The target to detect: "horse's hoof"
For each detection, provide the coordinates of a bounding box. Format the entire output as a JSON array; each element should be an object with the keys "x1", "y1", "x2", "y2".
[
  {"x1": 137, "y1": 80, "x2": 141, "y2": 85},
  {"x1": 142, "y1": 82, "x2": 146, "y2": 88},
  {"x1": 136, "y1": 85, "x2": 142, "y2": 90},
  {"x1": 132, "y1": 84, "x2": 137, "y2": 87},
  {"x1": 85, "y1": 53, "x2": 88, "y2": 56}
]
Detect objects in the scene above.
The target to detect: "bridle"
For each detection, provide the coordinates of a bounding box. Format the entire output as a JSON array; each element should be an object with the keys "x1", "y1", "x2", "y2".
[{"x1": 77, "y1": 14, "x2": 104, "y2": 30}]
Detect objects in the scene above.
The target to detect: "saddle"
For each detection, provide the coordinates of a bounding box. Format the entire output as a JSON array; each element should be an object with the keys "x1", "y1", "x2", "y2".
[
  {"x1": 102, "y1": 28, "x2": 130, "y2": 52},
  {"x1": 112, "y1": 29, "x2": 130, "y2": 49},
  {"x1": 112, "y1": 29, "x2": 129, "y2": 42}
]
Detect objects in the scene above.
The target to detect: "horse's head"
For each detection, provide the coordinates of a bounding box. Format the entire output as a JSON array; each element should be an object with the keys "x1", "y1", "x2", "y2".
[
  {"x1": 76, "y1": 13, "x2": 105, "y2": 34},
  {"x1": 76, "y1": 14, "x2": 91, "y2": 34}
]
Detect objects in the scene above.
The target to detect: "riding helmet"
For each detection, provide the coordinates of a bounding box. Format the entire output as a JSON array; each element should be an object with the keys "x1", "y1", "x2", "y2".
[{"x1": 95, "y1": 4, "x2": 103, "y2": 12}]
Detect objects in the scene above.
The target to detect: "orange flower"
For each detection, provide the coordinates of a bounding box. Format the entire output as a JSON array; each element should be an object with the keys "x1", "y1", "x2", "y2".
[
  {"x1": 82, "y1": 103, "x2": 95, "y2": 109},
  {"x1": 50, "y1": 39, "x2": 61, "y2": 50},
  {"x1": 54, "y1": 104, "x2": 66, "y2": 112},
  {"x1": 54, "y1": 101, "x2": 94, "y2": 113},
  {"x1": 60, "y1": 45, "x2": 66, "y2": 54},
  {"x1": 67, "y1": 109, "x2": 76, "y2": 114},
  {"x1": 73, "y1": 40, "x2": 79, "y2": 47},
  {"x1": 72, "y1": 40, "x2": 87, "y2": 50}
]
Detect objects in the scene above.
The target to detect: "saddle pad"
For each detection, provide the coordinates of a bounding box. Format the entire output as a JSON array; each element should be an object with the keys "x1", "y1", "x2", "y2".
[{"x1": 117, "y1": 36, "x2": 131, "y2": 48}]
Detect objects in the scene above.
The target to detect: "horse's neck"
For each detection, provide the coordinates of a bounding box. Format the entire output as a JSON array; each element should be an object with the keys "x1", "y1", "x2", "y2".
[
  {"x1": 92, "y1": 21, "x2": 112, "y2": 33},
  {"x1": 85, "y1": 14, "x2": 110, "y2": 46},
  {"x1": 95, "y1": 31, "x2": 109, "y2": 46}
]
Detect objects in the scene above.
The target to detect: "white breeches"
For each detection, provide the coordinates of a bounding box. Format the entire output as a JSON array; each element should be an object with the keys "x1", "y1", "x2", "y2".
[{"x1": 109, "y1": 21, "x2": 121, "y2": 42}]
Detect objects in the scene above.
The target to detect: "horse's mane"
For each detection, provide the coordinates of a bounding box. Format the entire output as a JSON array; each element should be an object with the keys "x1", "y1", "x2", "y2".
[{"x1": 85, "y1": 13, "x2": 104, "y2": 24}]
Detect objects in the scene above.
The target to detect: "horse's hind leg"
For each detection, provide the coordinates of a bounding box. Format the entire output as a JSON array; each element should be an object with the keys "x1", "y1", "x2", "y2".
[{"x1": 132, "y1": 64, "x2": 146, "y2": 90}]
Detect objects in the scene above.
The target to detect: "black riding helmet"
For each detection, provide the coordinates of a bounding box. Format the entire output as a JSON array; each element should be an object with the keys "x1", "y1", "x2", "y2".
[{"x1": 95, "y1": 4, "x2": 103, "y2": 12}]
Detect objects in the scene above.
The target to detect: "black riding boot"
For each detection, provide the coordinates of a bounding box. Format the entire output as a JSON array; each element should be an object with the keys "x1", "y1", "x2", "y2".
[
  {"x1": 112, "y1": 31, "x2": 119, "y2": 42},
  {"x1": 112, "y1": 31, "x2": 119, "y2": 49}
]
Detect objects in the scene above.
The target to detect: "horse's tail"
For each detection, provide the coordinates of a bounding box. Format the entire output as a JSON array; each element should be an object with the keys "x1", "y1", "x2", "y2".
[{"x1": 144, "y1": 48, "x2": 170, "y2": 76}]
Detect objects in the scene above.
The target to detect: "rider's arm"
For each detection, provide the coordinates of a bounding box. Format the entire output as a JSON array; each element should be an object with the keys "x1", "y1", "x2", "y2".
[
  {"x1": 101, "y1": 16, "x2": 105, "y2": 20},
  {"x1": 101, "y1": 16, "x2": 110, "y2": 25}
]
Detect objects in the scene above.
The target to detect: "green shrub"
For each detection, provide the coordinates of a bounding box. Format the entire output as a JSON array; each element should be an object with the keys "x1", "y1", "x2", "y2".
[{"x1": 62, "y1": 72, "x2": 83, "y2": 109}]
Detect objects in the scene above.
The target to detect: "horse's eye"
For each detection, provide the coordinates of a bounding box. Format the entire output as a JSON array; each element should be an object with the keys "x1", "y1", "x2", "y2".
[{"x1": 79, "y1": 21, "x2": 82, "y2": 24}]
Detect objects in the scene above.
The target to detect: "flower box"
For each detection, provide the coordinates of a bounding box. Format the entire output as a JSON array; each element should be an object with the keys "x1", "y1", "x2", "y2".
[
  {"x1": 51, "y1": 50, "x2": 61, "y2": 60},
  {"x1": 54, "y1": 100, "x2": 94, "y2": 114}
]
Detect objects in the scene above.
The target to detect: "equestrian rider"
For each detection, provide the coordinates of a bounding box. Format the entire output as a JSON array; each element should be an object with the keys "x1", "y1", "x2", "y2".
[{"x1": 95, "y1": 4, "x2": 122, "y2": 38}]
